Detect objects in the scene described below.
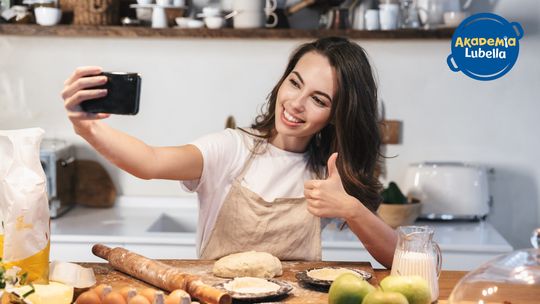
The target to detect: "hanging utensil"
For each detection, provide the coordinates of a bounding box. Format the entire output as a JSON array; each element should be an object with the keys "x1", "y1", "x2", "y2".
[{"x1": 287, "y1": 0, "x2": 316, "y2": 15}]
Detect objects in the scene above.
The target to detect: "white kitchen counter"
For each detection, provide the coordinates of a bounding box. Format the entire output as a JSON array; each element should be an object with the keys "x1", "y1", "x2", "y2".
[
  {"x1": 50, "y1": 196, "x2": 513, "y2": 270},
  {"x1": 51, "y1": 196, "x2": 197, "y2": 245},
  {"x1": 321, "y1": 220, "x2": 513, "y2": 269}
]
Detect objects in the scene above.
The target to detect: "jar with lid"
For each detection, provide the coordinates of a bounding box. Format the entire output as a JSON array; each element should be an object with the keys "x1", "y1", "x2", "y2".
[{"x1": 449, "y1": 248, "x2": 540, "y2": 303}]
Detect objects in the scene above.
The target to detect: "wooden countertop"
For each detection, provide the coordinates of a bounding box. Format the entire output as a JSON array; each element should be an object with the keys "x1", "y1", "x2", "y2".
[{"x1": 80, "y1": 260, "x2": 466, "y2": 303}]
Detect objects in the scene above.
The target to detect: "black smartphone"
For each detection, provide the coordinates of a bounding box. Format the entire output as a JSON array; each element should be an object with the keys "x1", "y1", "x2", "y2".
[{"x1": 81, "y1": 72, "x2": 141, "y2": 115}]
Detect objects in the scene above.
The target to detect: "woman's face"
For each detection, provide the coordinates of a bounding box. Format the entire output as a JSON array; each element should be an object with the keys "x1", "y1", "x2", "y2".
[{"x1": 272, "y1": 51, "x2": 337, "y2": 152}]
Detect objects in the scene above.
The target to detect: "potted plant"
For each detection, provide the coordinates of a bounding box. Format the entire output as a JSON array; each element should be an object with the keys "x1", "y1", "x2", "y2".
[{"x1": 377, "y1": 182, "x2": 422, "y2": 228}]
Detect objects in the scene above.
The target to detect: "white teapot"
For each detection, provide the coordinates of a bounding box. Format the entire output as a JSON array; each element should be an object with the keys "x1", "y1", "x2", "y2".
[{"x1": 417, "y1": 0, "x2": 472, "y2": 28}]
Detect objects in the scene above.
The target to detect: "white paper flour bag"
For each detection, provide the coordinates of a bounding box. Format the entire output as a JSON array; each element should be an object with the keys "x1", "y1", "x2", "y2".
[{"x1": 0, "y1": 128, "x2": 50, "y2": 284}]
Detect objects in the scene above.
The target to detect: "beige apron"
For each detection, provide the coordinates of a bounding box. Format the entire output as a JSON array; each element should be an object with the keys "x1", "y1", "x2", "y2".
[{"x1": 200, "y1": 151, "x2": 321, "y2": 261}]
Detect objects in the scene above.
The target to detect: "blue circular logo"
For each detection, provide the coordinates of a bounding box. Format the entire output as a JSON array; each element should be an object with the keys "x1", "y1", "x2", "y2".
[{"x1": 447, "y1": 13, "x2": 524, "y2": 81}]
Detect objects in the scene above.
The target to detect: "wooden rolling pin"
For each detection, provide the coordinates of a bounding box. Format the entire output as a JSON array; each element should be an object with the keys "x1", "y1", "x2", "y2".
[{"x1": 92, "y1": 244, "x2": 231, "y2": 304}]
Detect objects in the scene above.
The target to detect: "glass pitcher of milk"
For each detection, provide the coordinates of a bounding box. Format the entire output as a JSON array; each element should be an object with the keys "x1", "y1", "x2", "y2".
[{"x1": 391, "y1": 225, "x2": 442, "y2": 302}]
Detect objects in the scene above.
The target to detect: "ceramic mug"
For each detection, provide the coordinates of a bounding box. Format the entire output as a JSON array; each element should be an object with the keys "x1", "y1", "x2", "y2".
[
  {"x1": 232, "y1": 0, "x2": 277, "y2": 28},
  {"x1": 233, "y1": 0, "x2": 264, "y2": 11},
  {"x1": 365, "y1": 9, "x2": 380, "y2": 30},
  {"x1": 379, "y1": 3, "x2": 399, "y2": 30},
  {"x1": 34, "y1": 7, "x2": 62, "y2": 26},
  {"x1": 265, "y1": 0, "x2": 278, "y2": 28}
]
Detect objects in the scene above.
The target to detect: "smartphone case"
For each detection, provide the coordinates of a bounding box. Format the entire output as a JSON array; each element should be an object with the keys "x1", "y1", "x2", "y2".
[{"x1": 81, "y1": 72, "x2": 141, "y2": 115}]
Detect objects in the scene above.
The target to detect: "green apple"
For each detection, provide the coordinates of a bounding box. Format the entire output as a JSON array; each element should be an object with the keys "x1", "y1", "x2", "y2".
[
  {"x1": 362, "y1": 290, "x2": 409, "y2": 304},
  {"x1": 380, "y1": 275, "x2": 431, "y2": 304},
  {"x1": 328, "y1": 273, "x2": 375, "y2": 304}
]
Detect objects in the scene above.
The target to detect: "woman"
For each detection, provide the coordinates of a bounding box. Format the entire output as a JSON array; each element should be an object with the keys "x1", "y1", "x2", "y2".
[{"x1": 61, "y1": 37, "x2": 397, "y2": 268}]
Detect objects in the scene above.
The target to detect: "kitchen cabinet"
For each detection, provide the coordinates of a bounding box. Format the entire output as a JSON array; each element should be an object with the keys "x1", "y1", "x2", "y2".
[{"x1": 50, "y1": 196, "x2": 512, "y2": 270}]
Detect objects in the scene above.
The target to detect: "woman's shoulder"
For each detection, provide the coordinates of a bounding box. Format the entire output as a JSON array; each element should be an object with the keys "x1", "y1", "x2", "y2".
[
  {"x1": 232, "y1": 127, "x2": 265, "y2": 142},
  {"x1": 197, "y1": 128, "x2": 264, "y2": 156},
  {"x1": 236, "y1": 128, "x2": 272, "y2": 154}
]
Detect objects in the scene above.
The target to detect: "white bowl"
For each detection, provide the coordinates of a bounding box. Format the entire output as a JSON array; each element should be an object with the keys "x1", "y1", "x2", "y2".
[
  {"x1": 137, "y1": 0, "x2": 153, "y2": 4},
  {"x1": 204, "y1": 16, "x2": 224, "y2": 29},
  {"x1": 175, "y1": 17, "x2": 191, "y2": 28},
  {"x1": 202, "y1": 6, "x2": 221, "y2": 17},
  {"x1": 443, "y1": 11, "x2": 468, "y2": 27},
  {"x1": 34, "y1": 7, "x2": 61, "y2": 26},
  {"x1": 187, "y1": 19, "x2": 204, "y2": 28}
]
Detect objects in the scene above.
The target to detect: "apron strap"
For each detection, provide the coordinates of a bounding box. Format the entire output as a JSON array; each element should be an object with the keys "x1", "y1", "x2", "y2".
[
  {"x1": 236, "y1": 139, "x2": 265, "y2": 181},
  {"x1": 237, "y1": 139, "x2": 320, "y2": 182}
]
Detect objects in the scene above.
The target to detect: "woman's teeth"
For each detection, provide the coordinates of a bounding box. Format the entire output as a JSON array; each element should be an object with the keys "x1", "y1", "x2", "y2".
[{"x1": 284, "y1": 110, "x2": 303, "y2": 123}]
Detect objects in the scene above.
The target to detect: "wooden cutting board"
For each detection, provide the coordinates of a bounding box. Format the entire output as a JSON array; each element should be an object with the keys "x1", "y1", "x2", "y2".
[
  {"x1": 81, "y1": 260, "x2": 377, "y2": 303},
  {"x1": 75, "y1": 160, "x2": 116, "y2": 208}
]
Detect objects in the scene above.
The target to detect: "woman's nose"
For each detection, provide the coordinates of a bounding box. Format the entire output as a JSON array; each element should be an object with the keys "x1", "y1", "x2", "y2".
[{"x1": 289, "y1": 94, "x2": 306, "y2": 112}]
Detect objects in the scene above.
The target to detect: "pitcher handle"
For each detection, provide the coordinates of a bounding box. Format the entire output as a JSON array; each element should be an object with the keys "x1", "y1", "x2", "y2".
[{"x1": 433, "y1": 241, "x2": 442, "y2": 278}]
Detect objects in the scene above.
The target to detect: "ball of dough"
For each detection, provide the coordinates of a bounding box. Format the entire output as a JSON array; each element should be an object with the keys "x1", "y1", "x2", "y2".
[{"x1": 213, "y1": 251, "x2": 283, "y2": 278}]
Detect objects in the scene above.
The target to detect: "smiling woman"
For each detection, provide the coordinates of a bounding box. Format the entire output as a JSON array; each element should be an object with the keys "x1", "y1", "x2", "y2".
[
  {"x1": 247, "y1": 37, "x2": 382, "y2": 213},
  {"x1": 60, "y1": 37, "x2": 397, "y2": 268}
]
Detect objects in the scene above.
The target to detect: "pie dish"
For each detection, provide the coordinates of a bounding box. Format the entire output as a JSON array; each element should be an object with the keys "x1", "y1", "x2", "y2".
[
  {"x1": 214, "y1": 277, "x2": 293, "y2": 301},
  {"x1": 296, "y1": 267, "x2": 372, "y2": 289}
]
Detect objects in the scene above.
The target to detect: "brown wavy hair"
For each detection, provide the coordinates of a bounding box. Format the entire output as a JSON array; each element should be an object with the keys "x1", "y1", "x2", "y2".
[{"x1": 243, "y1": 37, "x2": 382, "y2": 212}]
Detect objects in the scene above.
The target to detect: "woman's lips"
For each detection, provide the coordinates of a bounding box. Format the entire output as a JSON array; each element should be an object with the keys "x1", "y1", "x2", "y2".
[{"x1": 281, "y1": 108, "x2": 304, "y2": 127}]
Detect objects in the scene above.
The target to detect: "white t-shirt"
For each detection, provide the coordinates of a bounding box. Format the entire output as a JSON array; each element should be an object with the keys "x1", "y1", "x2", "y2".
[{"x1": 182, "y1": 128, "x2": 317, "y2": 254}]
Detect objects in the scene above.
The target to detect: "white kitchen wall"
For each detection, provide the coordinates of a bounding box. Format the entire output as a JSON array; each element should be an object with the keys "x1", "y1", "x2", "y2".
[{"x1": 1, "y1": 0, "x2": 538, "y2": 248}]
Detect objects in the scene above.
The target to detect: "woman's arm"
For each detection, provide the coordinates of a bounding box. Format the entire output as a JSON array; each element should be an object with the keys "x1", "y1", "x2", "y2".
[
  {"x1": 342, "y1": 198, "x2": 397, "y2": 269},
  {"x1": 62, "y1": 66, "x2": 203, "y2": 181},
  {"x1": 304, "y1": 153, "x2": 397, "y2": 268},
  {"x1": 77, "y1": 122, "x2": 203, "y2": 180}
]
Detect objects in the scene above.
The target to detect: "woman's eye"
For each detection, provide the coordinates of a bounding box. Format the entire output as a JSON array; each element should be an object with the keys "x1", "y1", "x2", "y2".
[
  {"x1": 289, "y1": 79, "x2": 300, "y2": 88},
  {"x1": 312, "y1": 96, "x2": 327, "y2": 107}
]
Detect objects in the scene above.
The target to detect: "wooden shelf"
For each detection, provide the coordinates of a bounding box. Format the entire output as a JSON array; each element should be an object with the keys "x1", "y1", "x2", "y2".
[{"x1": 0, "y1": 24, "x2": 454, "y2": 39}]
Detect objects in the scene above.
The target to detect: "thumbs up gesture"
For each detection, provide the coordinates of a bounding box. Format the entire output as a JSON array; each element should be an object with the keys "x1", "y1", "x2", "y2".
[
  {"x1": 304, "y1": 153, "x2": 356, "y2": 218},
  {"x1": 326, "y1": 152, "x2": 341, "y2": 182}
]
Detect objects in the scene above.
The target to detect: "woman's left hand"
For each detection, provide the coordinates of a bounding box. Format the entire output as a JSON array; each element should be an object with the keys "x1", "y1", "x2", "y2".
[{"x1": 304, "y1": 153, "x2": 359, "y2": 219}]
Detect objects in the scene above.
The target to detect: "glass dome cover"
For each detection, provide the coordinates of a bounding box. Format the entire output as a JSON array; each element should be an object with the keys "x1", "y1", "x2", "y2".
[{"x1": 448, "y1": 248, "x2": 540, "y2": 304}]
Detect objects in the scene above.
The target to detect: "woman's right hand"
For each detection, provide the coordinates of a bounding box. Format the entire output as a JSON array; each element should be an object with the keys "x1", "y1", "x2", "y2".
[
  {"x1": 61, "y1": 66, "x2": 111, "y2": 134},
  {"x1": 60, "y1": 67, "x2": 204, "y2": 182}
]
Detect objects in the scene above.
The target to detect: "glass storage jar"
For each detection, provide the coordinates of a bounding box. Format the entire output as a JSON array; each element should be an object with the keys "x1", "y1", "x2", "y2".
[{"x1": 448, "y1": 248, "x2": 540, "y2": 304}]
